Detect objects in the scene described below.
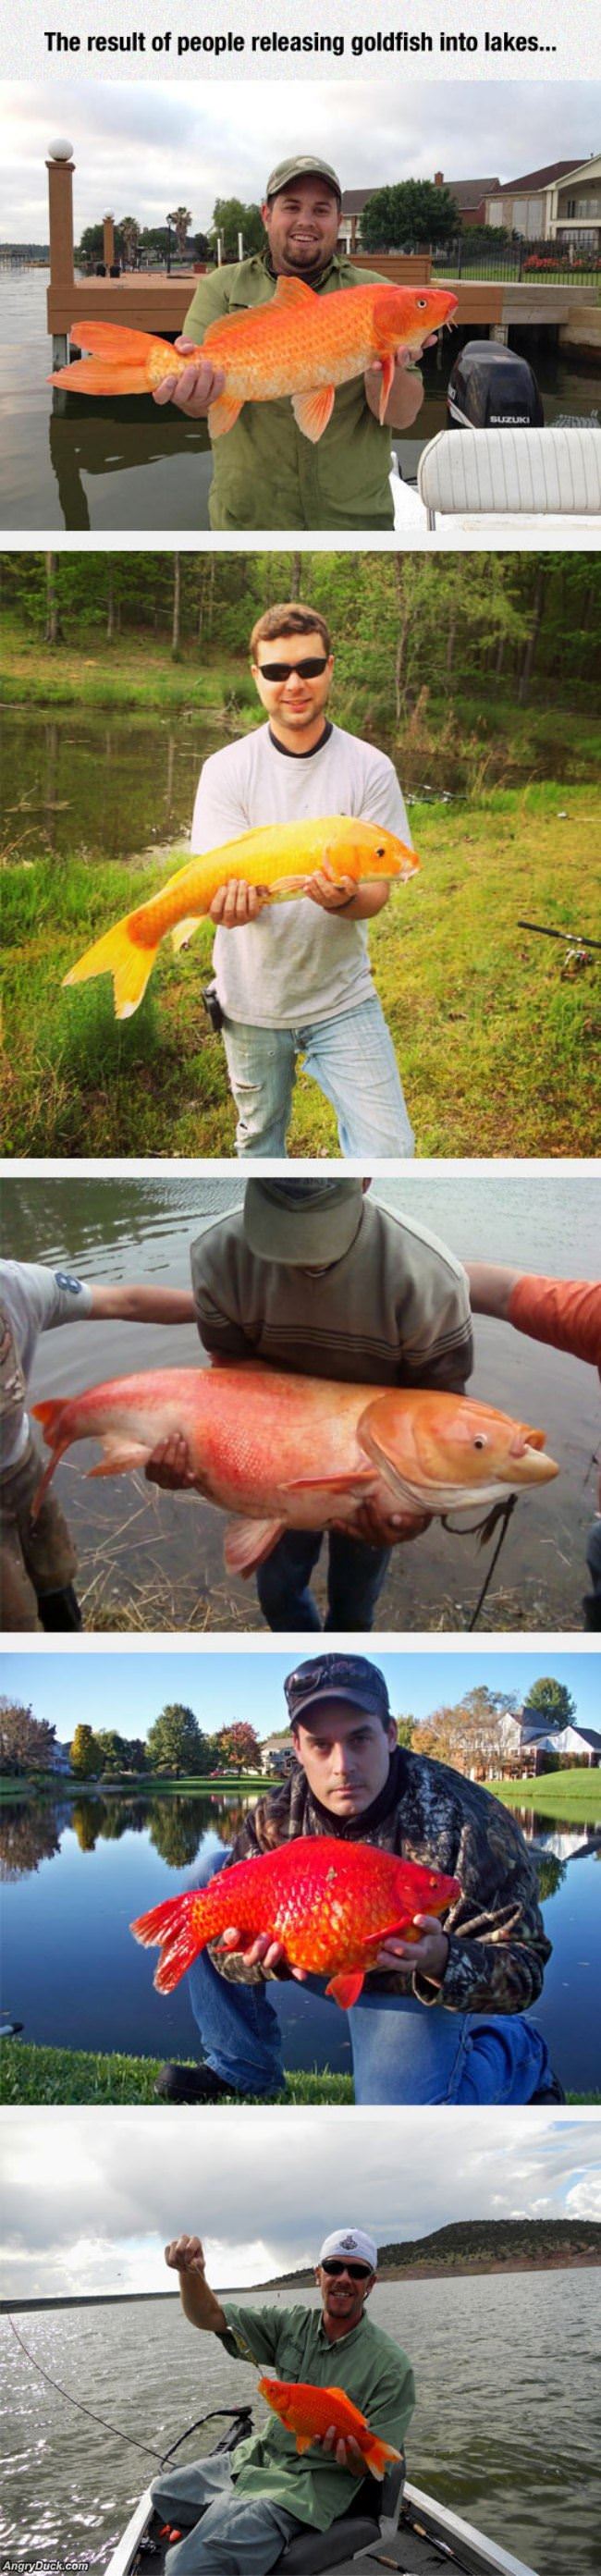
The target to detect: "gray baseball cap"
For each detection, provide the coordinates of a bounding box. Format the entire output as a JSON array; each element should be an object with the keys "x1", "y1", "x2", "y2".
[
  {"x1": 265, "y1": 156, "x2": 342, "y2": 204},
  {"x1": 243, "y1": 1179, "x2": 363, "y2": 1267}
]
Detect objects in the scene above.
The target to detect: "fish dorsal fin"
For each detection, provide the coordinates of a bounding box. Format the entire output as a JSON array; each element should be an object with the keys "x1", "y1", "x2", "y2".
[{"x1": 272, "y1": 275, "x2": 318, "y2": 309}]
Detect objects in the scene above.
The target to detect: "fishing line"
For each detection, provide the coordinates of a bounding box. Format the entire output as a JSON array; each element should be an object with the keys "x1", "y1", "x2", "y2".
[
  {"x1": 466, "y1": 1496, "x2": 517, "y2": 1632},
  {"x1": 6, "y1": 2322, "x2": 251, "y2": 2475}
]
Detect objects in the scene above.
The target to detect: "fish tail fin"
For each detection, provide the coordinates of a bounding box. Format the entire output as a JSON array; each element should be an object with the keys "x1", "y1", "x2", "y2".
[
  {"x1": 63, "y1": 914, "x2": 157, "y2": 1018},
  {"x1": 30, "y1": 1401, "x2": 71, "y2": 1518},
  {"x1": 49, "y1": 321, "x2": 170, "y2": 393},
  {"x1": 130, "y1": 1892, "x2": 204, "y2": 1993},
  {"x1": 362, "y1": 2434, "x2": 402, "y2": 2481}
]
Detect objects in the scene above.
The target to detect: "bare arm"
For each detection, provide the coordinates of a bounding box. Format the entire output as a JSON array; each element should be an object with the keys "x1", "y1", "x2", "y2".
[
  {"x1": 89, "y1": 1285, "x2": 197, "y2": 1324},
  {"x1": 464, "y1": 1262, "x2": 520, "y2": 1319},
  {"x1": 165, "y1": 2235, "x2": 227, "y2": 2334}
]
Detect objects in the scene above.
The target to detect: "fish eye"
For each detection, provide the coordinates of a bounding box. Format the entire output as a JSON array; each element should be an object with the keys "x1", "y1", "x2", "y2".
[
  {"x1": 416, "y1": 297, "x2": 428, "y2": 309},
  {"x1": 473, "y1": 1435, "x2": 487, "y2": 1450},
  {"x1": 376, "y1": 845, "x2": 386, "y2": 857}
]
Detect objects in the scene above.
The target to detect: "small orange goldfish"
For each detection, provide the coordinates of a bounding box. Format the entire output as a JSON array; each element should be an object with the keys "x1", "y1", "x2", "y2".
[
  {"x1": 259, "y1": 2374, "x2": 402, "y2": 2478},
  {"x1": 48, "y1": 278, "x2": 458, "y2": 440},
  {"x1": 130, "y1": 1835, "x2": 461, "y2": 2006},
  {"x1": 61, "y1": 816, "x2": 418, "y2": 1019}
]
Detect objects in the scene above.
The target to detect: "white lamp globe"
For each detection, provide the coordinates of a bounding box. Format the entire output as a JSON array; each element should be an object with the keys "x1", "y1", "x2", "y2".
[{"x1": 48, "y1": 138, "x2": 74, "y2": 162}]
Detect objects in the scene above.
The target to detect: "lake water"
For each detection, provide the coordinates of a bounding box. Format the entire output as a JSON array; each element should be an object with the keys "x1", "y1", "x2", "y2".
[
  {"x1": 2, "y1": 2271, "x2": 599, "y2": 2574},
  {"x1": 1, "y1": 1781, "x2": 599, "y2": 2087},
  {"x1": 2, "y1": 709, "x2": 224, "y2": 868},
  {"x1": 1, "y1": 269, "x2": 599, "y2": 531},
  {"x1": 1, "y1": 1171, "x2": 599, "y2": 1631}
]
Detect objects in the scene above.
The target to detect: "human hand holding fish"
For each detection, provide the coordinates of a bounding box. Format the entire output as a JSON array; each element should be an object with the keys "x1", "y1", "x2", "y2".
[
  {"x1": 374, "y1": 1915, "x2": 450, "y2": 1982},
  {"x1": 208, "y1": 879, "x2": 271, "y2": 925},
  {"x1": 151, "y1": 337, "x2": 227, "y2": 417},
  {"x1": 145, "y1": 1431, "x2": 199, "y2": 1490},
  {"x1": 364, "y1": 331, "x2": 439, "y2": 429}
]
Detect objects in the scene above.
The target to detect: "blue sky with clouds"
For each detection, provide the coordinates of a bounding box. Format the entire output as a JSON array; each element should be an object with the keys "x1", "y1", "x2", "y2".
[{"x1": 2, "y1": 1647, "x2": 598, "y2": 1742}]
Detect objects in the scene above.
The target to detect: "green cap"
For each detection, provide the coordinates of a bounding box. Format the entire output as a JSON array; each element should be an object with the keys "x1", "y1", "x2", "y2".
[
  {"x1": 265, "y1": 156, "x2": 342, "y2": 205},
  {"x1": 243, "y1": 1179, "x2": 363, "y2": 1267}
]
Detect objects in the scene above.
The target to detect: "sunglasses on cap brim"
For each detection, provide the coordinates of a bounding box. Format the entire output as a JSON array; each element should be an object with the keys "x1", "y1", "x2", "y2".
[{"x1": 321, "y1": 2258, "x2": 374, "y2": 2279}]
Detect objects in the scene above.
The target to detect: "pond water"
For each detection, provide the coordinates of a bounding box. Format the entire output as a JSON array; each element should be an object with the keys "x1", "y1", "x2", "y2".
[
  {"x1": 1, "y1": 1171, "x2": 599, "y2": 1632},
  {"x1": 1, "y1": 269, "x2": 599, "y2": 530},
  {"x1": 1, "y1": 1782, "x2": 599, "y2": 2088},
  {"x1": 2, "y1": 709, "x2": 224, "y2": 867},
  {"x1": 2, "y1": 2269, "x2": 599, "y2": 2574}
]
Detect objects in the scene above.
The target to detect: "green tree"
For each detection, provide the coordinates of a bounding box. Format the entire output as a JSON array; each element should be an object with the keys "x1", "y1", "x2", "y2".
[
  {"x1": 94, "y1": 1729, "x2": 130, "y2": 1774},
  {"x1": 522, "y1": 1678, "x2": 576, "y2": 1730},
  {"x1": 210, "y1": 198, "x2": 264, "y2": 261},
  {"x1": 70, "y1": 1723, "x2": 100, "y2": 1779},
  {"x1": 146, "y1": 1703, "x2": 210, "y2": 1774},
  {"x1": 361, "y1": 181, "x2": 459, "y2": 250}
]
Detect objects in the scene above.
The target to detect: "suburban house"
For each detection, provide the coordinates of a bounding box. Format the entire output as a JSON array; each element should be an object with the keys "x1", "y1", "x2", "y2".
[
  {"x1": 260, "y1": 1736, "x2": 295, "y2": 1778},
  {"x1": 46, "y1": 1740, "x2": 73, "y2": 1774},
  {"x1": 484, "y1": 157, "x2": 601, "y2": 247},
  {"x1": 492, "y1": 1710, "x2": 601, "y2": 1779},
  {"x1": 337, "y1": 174, "x2": 500, "y2": 251}
]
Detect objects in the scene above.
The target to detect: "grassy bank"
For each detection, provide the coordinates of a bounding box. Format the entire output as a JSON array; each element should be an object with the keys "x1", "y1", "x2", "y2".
[
  {"x1": 0, "y1": 628, "x2": 253, "y2": 715},
  {"x1": 2, "y1": 782, "x2": 597, "y2": 1156},
  {"x1": 1, "y1": 2040, "x2": 596, "y2": 2108},
  {"x1": 0, "y1": 1773, "x2": 268, "y2": 1797},
  {"x1": 490, "y1": 1771, "x2": 601, "y2": 1822}
]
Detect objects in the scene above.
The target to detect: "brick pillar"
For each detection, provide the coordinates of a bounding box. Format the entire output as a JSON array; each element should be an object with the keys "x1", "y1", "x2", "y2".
[
  {"x1": 104, "y1": 214, "x2": 115, "y2": 267},
  {"x1": 47, "y1": 153, "x2": 75, "y2": 288}
]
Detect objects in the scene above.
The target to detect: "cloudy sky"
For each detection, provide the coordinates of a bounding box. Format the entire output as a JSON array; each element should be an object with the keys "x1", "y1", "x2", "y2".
[
  {"x1": 2, "y1": 2106, "x2": 600, "y2": 2299},
  {"x1": 2, "y1": 1646, "x2": 599, "y2": 1741},
  {"x1": 1, "y1": 79, "x2": 599, "y2": 239}
]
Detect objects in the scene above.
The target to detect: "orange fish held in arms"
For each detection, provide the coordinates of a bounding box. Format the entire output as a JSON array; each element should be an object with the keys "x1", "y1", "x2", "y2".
[
  {"x1": 48, "y1": 278, "x2": 458, "y2": 440},
  {"x1": 31, "y1": 1366, "x2": 559, "y2": 1575},
  {"x1": 259, "y1": 2374, "x2": 402, "y2": 2478},
  {"x1": 130, "y1": 1834, "x2": 461, "y2": 2007},
  {"x1": 61, "y1": 817, "x2": 419, "y2": 1020}
]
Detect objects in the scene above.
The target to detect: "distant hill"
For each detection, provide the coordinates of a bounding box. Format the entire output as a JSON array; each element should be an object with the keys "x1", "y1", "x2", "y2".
[{"x1": 264, "y1": 2219, "x2": 601, "y2": 2283}]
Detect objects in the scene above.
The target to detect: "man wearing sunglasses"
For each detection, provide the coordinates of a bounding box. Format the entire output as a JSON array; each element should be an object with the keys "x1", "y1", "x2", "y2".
[
  {"x1": 189, "y1": 597, "x2": 415, "y2": 1157},
  {"x1": 152, "y1": 154, "x2": 432, "y2": 531},
  {"x1": 151, "y1": 2225, "x2": 414, "y2": 2574}
]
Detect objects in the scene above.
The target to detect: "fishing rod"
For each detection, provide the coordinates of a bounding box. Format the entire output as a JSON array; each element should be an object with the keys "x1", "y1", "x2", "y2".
[
  {"x1": 518, "y1": 920, "x2": 601, "y2": 951},
  {"x1": 6, "y1": 2313, "x2": 250, "y2": 2470}
]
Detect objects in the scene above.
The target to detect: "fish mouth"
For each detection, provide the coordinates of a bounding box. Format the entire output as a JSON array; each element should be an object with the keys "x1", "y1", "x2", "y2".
[{"x1": 506, "y1": 1440, "x2": 558, "y2": 1487}]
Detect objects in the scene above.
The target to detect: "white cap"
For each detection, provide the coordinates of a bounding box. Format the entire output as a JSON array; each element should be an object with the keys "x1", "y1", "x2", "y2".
[{"x1": 318, "y1": 2228, "x2": 377, "y2": 2272}]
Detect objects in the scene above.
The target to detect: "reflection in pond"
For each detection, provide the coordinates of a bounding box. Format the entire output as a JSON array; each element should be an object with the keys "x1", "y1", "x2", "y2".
[
  {"x1": 0, "y1": 1800, "x2": 63, "y2": 1882},
  {"x1": 0, "y1": 1788, "x2": 246, "y2": 1881},
  {"x1": 531, "y1": 1848, "x2": 567, "y2": 1902}
]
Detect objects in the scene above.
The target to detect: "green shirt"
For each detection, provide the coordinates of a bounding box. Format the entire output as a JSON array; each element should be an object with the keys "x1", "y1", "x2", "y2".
[
  {"x1": 183, "y1": 252, "x2": 396, "y2": 532},
  {"x1": 218, "y1": 2297, "x2": 415, "y2": 2531}
]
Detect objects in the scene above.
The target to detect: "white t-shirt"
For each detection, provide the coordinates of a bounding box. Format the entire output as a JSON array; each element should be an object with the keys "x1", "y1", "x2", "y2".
[
  {"x1": 190, "y1": 721, "x2": 412, "y2": 1028},
  {"x1": 0, "y1": 1262, "x2": 92, "y2": 1475}
]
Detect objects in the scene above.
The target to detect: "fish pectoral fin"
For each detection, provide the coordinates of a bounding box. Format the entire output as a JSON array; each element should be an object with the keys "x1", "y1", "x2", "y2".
[
  {"x1": 325, "y1": 1969, "x2": 366, "y2": 2009},
  {"x1": 376, "y1": 352, "x2": 395, "y2": 422},
  {"x1": 294, "y1": 2435, "x2": 315, "y2": 2456},
  {"x1": 87, "y1": 1436, "x2": 151, "y2": 1479},
  {"x1": 291, "y1": 384, "x2": 336, "y2": 443},
  {"x1": 207, "y1": 392, "x2": 244, "y2": 440},
  {"x1": 171, "y1": 915, "x2": 202, "y2": 953},
  {"x1": 285, "y1": 1469, "x2": 375, "y2": 1493},
  {"x1": 224, "y1": 1515, "x2": 287, "y2": 1577}
]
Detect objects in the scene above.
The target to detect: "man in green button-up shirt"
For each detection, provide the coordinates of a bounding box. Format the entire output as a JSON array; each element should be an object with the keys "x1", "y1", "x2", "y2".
[
  {"x1": 151, "y1": 2225, "x2": 415, "y2": 2571},
  {"x1": 151, "y1": 154, "x2": 430, "y2": 531}
]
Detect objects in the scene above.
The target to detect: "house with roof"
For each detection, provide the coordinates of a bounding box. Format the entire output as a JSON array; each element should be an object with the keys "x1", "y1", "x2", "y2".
[
  {"x1": 337, "y1": 173, "x2": 500, "y2": 252},
  {"x1": 495, "y1": 1710, "x2": 601, "y2": 1778},
  {"x1": 260, "y1": 1734, "x2": 295, "y2": 1778},
  {"x1": 484, "y1": 157, "x2": 600, "y2": 245}
]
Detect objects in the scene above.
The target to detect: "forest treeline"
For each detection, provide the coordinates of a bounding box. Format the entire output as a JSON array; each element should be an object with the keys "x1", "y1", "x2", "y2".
[{"x1": 2, "y1": 550, "x2": 600, "y2": 720}]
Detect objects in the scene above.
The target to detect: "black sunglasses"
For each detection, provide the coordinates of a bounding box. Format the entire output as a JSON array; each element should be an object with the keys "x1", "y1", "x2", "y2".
[
  {"x1": 321, "y1": 2259, "x2": 373, "y2": 2280},
  {"x1": 258, "y1": 656, "x2": 329, "y2": 681}
]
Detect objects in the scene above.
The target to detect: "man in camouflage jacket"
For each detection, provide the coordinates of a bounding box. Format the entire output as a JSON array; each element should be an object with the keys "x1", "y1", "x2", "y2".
[{"x1": 158, "y1": 1653, "x2": 558, "y2": 2110}]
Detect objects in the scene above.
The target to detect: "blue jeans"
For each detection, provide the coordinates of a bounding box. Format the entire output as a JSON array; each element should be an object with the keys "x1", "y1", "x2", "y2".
[
  {"x1": 256, "y1": 1528, "x2": 392, "y2": 1632},
  {"x1": 186, "y1": 1849, "x2": 551, "y2": 2105},
  {"x1": 583, "y1": 1518, "x2": 601, "y2": 1629},
  {"x1": 221, "y1": 993, "x2": 415, "y2": 1158}
]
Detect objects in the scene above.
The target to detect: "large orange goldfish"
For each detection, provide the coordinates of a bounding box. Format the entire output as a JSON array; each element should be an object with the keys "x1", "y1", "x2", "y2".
[
  {"x1": 258, "y1": 2374, "x2": 402, "y2": 2476},
  {"x1": 31, "y1": 1364, "x2": 558, "y2": 1575},
  {"x1": 62, "y1": 816, "x2": 418, "y2": 1019},
  {"x1": 49, "y1": 279, "x2": 458, "y2": 440},
  {"x1": 130, "y1": 1834, "x2": 461, "y2": 2006}
]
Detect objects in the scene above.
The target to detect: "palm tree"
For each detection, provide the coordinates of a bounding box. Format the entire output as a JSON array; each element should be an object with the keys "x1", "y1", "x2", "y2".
[{"x1": 166, "y1": 206, "x2": 192, "y2": 261}]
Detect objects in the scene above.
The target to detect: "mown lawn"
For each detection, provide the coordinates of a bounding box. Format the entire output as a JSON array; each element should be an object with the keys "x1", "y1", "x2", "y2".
[
  {"x1": 1, "y1": 782, "x2": 597, "y2": 1157},
  {"x1": 490, "y1": 1771, "x2": 601, "y2": 1823},
  {"x1": 1, "y1": 2042, "x2": 596, "y2": 2107}
]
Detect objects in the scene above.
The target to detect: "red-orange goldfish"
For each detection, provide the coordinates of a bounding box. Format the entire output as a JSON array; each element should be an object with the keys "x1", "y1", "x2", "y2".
[
  {"x1": 259, "y1": 2374, "x2": 402, "y2": 2478},
  {"x1": 130, "y1": 1834, "x2": 461, "y2": 2007},
  {"x1": 49, "y1": 279, "x2": 458, "y2": 440}
]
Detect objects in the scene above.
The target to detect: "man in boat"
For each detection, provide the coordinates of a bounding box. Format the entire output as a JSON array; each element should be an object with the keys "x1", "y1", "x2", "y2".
[
  {"x1": 0, "y1": 1259, "x2": 195, "y2": 1632},
  {"x1": 148, "y1": 1175, "x2": 473, "y2": 1630},
  {"x1": 150, "y1": 2225, "x2": 415, "y2": 2574},
  {"x1": 190, "y1": 596, "x2": 417, "y2": 1158},
  {"x1": 152, "y1": 156, "x2": 432, "y2": 531},
  {"x1": 156, "y1": 1649, "x2": 558, "y2": 2110}
]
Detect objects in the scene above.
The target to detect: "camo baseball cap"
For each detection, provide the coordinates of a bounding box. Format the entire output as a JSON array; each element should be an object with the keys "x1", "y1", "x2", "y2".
[
  {"x1": 243, "y1": 1179, "x2": 363, "y2": 1267},
  {"x1": 285, "y1": 1653, "x2": 391, "y2": 1726},
  {"x1": 265, "y1": 156, "x2": 342, "y2": 203}
]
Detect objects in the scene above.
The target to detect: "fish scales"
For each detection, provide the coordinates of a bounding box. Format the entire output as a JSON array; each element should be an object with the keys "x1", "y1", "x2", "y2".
[
  {"x1": 259, "y1": 2376, "x2": 402, "y2": 2476},
  {"x1": 130, "y1": 1834, "x2": 461, "y2": 2002}
]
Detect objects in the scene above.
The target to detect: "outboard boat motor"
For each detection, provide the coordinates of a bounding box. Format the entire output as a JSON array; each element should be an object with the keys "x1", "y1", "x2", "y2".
[{"x1": 448, "y1": 339, "x2": 545, "y2": 430}]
